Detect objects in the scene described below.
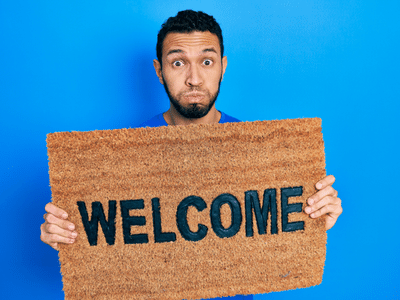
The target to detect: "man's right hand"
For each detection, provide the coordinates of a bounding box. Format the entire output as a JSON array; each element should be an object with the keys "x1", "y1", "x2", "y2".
[{"x1": 40, "y1": 202, "x2": 78, "y2": 250}]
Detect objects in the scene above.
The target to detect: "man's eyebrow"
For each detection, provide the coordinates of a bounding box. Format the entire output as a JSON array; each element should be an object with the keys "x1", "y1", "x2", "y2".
[
  {"x1": 202, "y1": 48, "x2": 218, "y2": 54},
  {"x1": 166, "y1": 49, "x2": 185, "y2": 57}
]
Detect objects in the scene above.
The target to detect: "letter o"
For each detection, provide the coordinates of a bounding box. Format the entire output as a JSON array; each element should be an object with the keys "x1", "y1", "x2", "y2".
[{"x1": 210, "y1": 193, "x2": 242, "y2": 238}]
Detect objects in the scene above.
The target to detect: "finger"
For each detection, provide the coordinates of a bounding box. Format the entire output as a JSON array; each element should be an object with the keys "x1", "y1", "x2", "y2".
[
  {"x1": 43, "y1": 222, "x2": 78, "y2": 239},
  {"x1": 308, "y1": 185, "x2": 336, "y2": 205},
  {"x1": 309, "y1": 204, "x2": 332, "y2": 219},
  {"x1": 49, "y1": 242, "x2": 59, "y2": 251},
  {"x1": 41, "y1": 225, "x2": 76, "y2": 245},
  {"x1": 305, "y1": 196, "x2": 338, "y2": 214},
  {"x1": 45, "y1": 232, "x2": 76, "y2": 245},
  {"x1": 44, "y1": 212, "x2": 76, "y2": 231},
  {"x1": 316, "y1": 175, "x2": 335, "y2": 190},
  {"x1": 45, "y1": 202, "x2": 68, "y2": 220},
  {"x1": 310, "y1": 201, "x2": 342, "y2": 219}
]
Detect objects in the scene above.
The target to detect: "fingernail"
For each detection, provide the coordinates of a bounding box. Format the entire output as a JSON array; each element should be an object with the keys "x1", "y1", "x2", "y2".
[
  {"x1": 68, "y1": 224, "x2": 75, "y2": 230},
  {"x1": 62, "y1": 213, "x2": 68, "y2": 219},
  {"x1": 71, "y1": 232, "x2": 78, "y2": 238},
  {"x1": 311, "y1": 213, "x2": 316, "y2": 218},
  {"x1": 316, "y1": 183, "x2": 322, "y2": 189},
  {"x1": 69, "y1": 239, "x2": 75, "y2": 244},
  {"x1": 305, "y1": 207, "x2": 312, "y2": 214},
  {"x1": 308, "y1": 198, "x2": 314, "y2": 205}
]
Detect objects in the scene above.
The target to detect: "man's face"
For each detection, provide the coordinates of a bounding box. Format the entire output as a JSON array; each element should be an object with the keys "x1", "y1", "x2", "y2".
[{"x1": 154, "y1": 31, "x2": 227, "y2": 119}]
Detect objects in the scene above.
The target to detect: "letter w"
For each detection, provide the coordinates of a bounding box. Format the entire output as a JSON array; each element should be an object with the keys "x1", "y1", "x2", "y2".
[{"x1": 77, "y1": 201, "x2": 116, "y2": 246}]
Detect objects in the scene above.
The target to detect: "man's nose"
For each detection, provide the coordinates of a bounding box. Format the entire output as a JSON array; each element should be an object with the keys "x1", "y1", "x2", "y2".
[{"x1": 185, "y1": 65, "x2": 203, "y2": 87}]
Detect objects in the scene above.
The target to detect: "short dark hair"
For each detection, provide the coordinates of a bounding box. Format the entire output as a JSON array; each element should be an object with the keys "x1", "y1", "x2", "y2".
[{"x1": 156, "y1": 10, "x2": 224, "y2": 67}]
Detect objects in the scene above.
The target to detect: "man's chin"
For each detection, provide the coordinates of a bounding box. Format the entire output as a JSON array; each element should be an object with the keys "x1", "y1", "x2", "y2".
[{"x1": 177, "y1": 105, "x2": 211, "y2": 119}]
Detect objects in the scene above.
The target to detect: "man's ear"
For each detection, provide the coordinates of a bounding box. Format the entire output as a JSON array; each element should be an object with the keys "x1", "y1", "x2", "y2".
[
  {"x1": 153, "y1": 59, "x2": 164, "y2": 85},
  {"x1": 221, "y1": 56, "x2": 228, "y2": 81}
]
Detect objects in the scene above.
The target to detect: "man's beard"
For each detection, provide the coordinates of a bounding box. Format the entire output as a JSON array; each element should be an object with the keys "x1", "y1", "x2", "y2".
[{"x1": 162, "y1": 74, "x2": 222, "y2": 119}]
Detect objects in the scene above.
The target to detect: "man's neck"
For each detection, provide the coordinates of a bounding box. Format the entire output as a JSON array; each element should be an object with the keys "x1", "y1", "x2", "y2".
[{"x1": 163, "y1": 106, "x2": 221, "y2": 126}]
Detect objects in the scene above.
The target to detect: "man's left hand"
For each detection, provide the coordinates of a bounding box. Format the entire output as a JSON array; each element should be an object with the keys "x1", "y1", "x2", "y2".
[{"x1": 305, "y1": 175, "x2": 343, "y2": 230}]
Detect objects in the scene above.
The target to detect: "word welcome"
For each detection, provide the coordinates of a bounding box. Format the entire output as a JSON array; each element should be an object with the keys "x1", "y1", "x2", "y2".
[{"x1": 77, "y1": 187, "x2": 304, "y2": 246}]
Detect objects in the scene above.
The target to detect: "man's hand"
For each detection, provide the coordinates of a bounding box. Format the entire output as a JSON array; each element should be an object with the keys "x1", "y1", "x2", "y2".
[
  {"x1": 304, "y1": 175, "x2": 343, "y2": 230},
  {"x1": 40, "y1": 203, "x2": 78, "y2": 250}
]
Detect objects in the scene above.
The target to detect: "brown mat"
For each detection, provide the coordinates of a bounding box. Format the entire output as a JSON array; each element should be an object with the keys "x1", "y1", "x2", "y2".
[{"x1": 47, "y1": 118, "x2": 327, "y2": 300}]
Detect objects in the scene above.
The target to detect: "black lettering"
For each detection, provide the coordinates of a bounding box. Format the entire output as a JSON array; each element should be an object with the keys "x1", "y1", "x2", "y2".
[
  {"x1": 176, "y1": 196, "x2": 208, "y2": 242},
  {"x1": 210, "y1": 193, "x2": 242, "y2": 238},
  {"x1": 152, "y1": 198, "x2": 176, "y2": 243},
  {"x1": 281, "y1": 187, "x2": 304, "y2": 232},
  {"x1": 245, "y1": 189, "x2": 278, "y2": 237},
  {"x1": 77, "y1": 201, "x2": 116, "y2": 246},
  {"x1": 120, "y1": 200, "x2": 148, "y2": 244}
]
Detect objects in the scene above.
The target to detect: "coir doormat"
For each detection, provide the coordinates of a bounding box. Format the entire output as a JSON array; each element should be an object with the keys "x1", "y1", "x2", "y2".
[{"x1": 47, "y1": 118, "x2": 327, "y2": 300}]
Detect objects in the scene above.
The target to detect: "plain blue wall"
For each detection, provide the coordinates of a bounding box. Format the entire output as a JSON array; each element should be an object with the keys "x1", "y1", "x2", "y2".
[{"x1": 1, "y1": 0, "x2": 399, "y2": 299}]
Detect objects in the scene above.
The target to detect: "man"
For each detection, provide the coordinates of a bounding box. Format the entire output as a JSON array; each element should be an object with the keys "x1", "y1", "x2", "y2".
[{"x1": 41, "y1": 10, "x2": 343, "y2": 300}]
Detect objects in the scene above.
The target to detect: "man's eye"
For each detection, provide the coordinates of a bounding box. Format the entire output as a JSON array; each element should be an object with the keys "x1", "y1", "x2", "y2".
[
  {"x1": 203, "y1": 59, "x2": 213, "y2": 66},
  {"x1": 173, "y1": 61, "x2": 183, "y2": 67}
]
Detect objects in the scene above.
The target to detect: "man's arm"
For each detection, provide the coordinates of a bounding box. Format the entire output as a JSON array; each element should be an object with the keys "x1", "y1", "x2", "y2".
[
  {"x1": 40, "y1": 203, "x2": 78, "y2": 250},
  {"x1": 305, "y1": 175, "x2": 343, "y2": 230}
]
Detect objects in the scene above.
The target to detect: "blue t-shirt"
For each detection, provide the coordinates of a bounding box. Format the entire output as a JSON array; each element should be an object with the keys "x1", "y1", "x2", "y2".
[{"x1": 138, "y1": 111, "x2": 253, "y2": 300}]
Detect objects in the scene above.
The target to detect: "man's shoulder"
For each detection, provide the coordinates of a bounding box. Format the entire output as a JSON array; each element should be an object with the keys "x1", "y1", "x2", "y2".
[
  {"x1": 137, "y1": 111, "x2": 241, "y2": 128},
  {"x1": 137, "y1": 113, "x2": 168, "y2": 128},
  {"x1": 219, "y1": 111, "x2": 241, "y2": 123}
]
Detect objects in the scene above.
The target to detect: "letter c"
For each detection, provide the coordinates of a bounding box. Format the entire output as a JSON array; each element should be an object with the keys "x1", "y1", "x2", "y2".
[{"x1": 176, "y1": 196, "x2": 208, "y2": 242}]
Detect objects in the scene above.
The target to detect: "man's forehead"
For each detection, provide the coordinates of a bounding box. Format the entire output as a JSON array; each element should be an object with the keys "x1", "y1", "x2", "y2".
[{"x1": 163, "y1": 31, "x2": 221, "y2": 56}]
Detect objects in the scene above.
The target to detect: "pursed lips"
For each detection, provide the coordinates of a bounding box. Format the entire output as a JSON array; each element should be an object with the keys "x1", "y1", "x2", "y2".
[{"x1": 183, "y1": 92, "x2": 206, "y2": 103}]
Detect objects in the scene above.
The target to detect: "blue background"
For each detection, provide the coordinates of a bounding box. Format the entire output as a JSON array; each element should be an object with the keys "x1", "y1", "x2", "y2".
[{"x1": 1, "y1": 0, "x2": 399, "y2": 299}]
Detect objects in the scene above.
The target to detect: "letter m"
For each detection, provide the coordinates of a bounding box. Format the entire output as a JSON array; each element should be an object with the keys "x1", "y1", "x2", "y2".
[{"x1": 245, "y1": 189, "x2": 278, "y2": 237}]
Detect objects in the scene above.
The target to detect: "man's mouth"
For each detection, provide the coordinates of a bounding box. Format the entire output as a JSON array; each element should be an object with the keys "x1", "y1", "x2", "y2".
[{"x1": 183, "y1": 92, "x2": 205, "y2": 103}]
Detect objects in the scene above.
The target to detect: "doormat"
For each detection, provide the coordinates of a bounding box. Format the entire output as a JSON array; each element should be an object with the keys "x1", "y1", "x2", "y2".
[{"x1": 47, "y1": 118, "x2": 327, "y2": 300}]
